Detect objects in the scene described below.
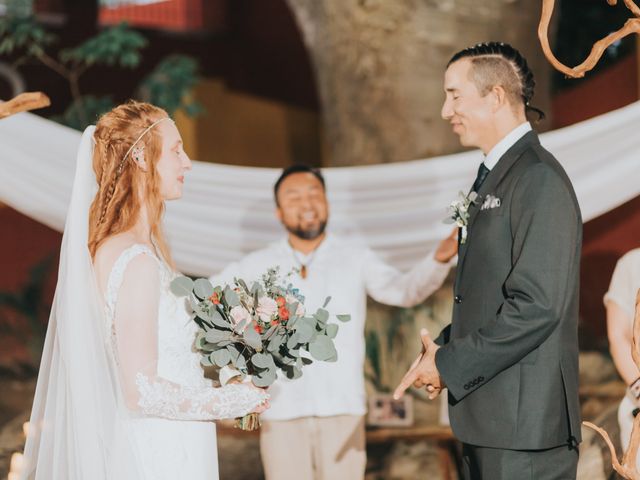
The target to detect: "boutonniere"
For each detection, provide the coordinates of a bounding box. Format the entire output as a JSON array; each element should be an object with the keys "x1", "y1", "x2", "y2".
[
  {"x1": 480, "y1": 194, "x2": 501, "y2": 211},
  {"x1": 444, "y1": 191, "x2": 478, "y2": 244}
]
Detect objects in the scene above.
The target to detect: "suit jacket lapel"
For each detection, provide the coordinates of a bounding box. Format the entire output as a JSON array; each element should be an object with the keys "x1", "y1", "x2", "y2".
[{"x1": 456, "y1": 131, "x2": 541, "y2": 277}]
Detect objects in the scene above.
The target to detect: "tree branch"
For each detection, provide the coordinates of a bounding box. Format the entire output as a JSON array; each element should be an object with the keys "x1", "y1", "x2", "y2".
[
  {"x1": 0, "y1": 92, "x2": 50, "y2": 119},
  {"x1": 538, "y1": 0, "x2": 640, "y2": 78}
]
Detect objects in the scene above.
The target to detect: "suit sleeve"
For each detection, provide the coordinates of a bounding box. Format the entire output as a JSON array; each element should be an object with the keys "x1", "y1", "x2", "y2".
[{"x1": 435, "y1": 162, "x2": 580, "y2": 401}]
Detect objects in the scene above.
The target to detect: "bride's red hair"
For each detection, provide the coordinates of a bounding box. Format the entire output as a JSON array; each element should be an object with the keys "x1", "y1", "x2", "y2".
[{"x1": 88, "y1": 101, "x2": 174, "y2": 267}]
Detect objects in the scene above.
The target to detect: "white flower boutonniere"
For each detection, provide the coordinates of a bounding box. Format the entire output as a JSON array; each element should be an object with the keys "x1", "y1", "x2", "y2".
[{"x1": 444, "y1": 191, "x2": 478, "y2": 244}]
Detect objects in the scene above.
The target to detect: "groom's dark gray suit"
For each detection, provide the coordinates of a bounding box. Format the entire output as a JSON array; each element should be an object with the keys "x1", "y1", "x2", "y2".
[{"x1": 435, "y1": 131, "x2": 582, "y2": 478}]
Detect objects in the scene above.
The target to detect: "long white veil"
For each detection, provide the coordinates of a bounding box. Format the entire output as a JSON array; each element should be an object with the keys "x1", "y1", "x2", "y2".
[{"x1": 21, "y1": 126, "x2": 139, "y2": 479}]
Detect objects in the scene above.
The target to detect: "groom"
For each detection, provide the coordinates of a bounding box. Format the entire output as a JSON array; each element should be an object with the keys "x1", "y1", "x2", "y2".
[{"x1": 395, "y1": 42, "x2": 582, "y2": 479}]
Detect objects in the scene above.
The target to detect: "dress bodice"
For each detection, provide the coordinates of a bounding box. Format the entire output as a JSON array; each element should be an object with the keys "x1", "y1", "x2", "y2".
[{"x1": 102, "y1": 244, "x2": 267, "y2": 421}]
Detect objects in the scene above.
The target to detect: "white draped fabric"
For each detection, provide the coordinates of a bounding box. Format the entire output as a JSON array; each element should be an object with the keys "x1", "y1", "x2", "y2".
[{"x1": 1, "y1": 102, "x2": 639, "y2": 275}]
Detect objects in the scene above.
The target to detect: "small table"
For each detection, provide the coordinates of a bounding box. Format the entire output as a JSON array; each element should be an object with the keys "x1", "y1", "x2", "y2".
[{"x1": 366, "y1": 425, "x2": 461, "y2": 479}]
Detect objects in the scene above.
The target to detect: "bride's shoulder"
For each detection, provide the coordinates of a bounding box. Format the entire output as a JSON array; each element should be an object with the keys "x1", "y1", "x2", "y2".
[{"x1": 94, "y1": 234, "x2": 157, "y2": 287}]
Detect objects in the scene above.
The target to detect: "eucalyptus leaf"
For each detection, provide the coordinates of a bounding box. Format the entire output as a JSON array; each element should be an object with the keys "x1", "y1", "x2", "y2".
[
  {"x1": 200, "y1": 355, "x2": 213, "y2": 367},
  {"x1": 193, "y1": 278, "x2": 214, "y2": 300},
  {"x1": 336, "y1": 314, "x2": 351, "y2": 323},
  {"x1": 170, "y1": 276, "x2": 193, "y2": 297},
  {"x1": 295, "y1": 322, "x2": 315, "y2": 343},
  {"x1": 232, "y1": 353, "x2": 247, "y2": 370},
  {"x1": 204, "y1": 330, "x2": 231, "y2": 344},
  {"x1": 224, "y1": 286, "x2": 240, "y2": 307},
  {"x1": 284, "y1": 365, "x2": 303, "y2": 380},
  {"x1": 208, "y1": 309, "x2": 232, "y2": 330},
  {"x1": 226, "y1": 344, "x2": 240, "y2": 359},
  {"x1": 211, "y1": 349, "x2": 231, "y2": 367},
  {"x1": 309, "y1": 336, "x2": 337, "y2": 361},
  {"x1": 286, "y1": 332, "x2": 301, "y2": 350},
  {"x1": 267, "y1": 334, "x2": 284, "y2": 353},
  {"x1": 251, "y1": 353, "x2": 271, "y2": 369},
  {"x1": 243, "y1": 326, "x2": 263, "y2": 351},
  {"x1": 315, "y1": 309, "x2": 329, "y2": 324},
  {"x1": 326, "y1": 323, "x2": 339, "y2": 339},
  {"x1": 323, "y1": 296, "x2": 332, "y2": 308},
  {"x1": 253, "y1": 368, "x2": 277, "y2": 387}
]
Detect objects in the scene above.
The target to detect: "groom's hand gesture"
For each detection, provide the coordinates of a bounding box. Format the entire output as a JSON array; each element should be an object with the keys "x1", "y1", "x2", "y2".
[{"x1": 393, "y1": 329, "x2": 443, "y2": 400}]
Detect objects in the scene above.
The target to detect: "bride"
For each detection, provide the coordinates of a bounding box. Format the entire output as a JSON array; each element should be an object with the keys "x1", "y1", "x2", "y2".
[{"x1": 21, "y1": 101, "x2": 269, "y2": 479}]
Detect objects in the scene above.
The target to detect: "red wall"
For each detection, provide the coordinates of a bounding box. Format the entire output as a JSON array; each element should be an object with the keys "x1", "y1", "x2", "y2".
[
  {"x1": 552, "y1": 54, "x2": 639, "y2": 129},
  {"x1": 581, "y1": 197, "x2": 640, "y2": 347}
]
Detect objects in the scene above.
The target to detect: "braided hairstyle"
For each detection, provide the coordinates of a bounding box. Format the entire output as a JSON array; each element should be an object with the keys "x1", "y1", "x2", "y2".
[
  {"x1": 448, "y1": 42, "x2": 546, "y2": 122},
  {"x1": 88, "y1": 100, "x2": 174, "y2": 267}
]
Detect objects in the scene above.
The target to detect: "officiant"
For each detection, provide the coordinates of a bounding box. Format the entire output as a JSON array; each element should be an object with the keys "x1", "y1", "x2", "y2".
[{"x1": 210, "y1": 164, "x2": 458, "y2": 480}]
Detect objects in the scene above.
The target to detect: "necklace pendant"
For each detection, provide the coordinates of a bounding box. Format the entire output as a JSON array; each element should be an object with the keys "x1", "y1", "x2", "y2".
[{"x1": 300, "y1": 265, "x2": 307, "y2": 279}]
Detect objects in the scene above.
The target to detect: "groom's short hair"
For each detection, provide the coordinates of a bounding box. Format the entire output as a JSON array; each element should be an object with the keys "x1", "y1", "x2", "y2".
[
  {"x1": 448, "y1": 42, "x2": 545, "y2": 121},
  {"x1": 274, "y1": 164, "x2": 326, "y2": 205}
]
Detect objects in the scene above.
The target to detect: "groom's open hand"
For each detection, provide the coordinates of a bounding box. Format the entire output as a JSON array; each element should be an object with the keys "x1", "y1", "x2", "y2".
[{"x1": 393, "y1": 329, "x2": 443, "y2": 401}]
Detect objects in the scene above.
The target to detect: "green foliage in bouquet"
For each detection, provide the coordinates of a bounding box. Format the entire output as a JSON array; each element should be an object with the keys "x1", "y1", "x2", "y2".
[{"x1": 171, "y1": 268, "x2": 351, "y2": 388}]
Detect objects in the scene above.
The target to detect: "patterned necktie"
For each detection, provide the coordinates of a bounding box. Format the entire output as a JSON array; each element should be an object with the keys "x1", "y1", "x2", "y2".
[{"x1": 472, "y1": 162, "x2": 490, "y2": 193}]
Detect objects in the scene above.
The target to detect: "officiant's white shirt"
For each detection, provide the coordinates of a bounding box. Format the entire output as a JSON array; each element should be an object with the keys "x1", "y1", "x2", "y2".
[{"x1": 211, "y1": 234, "x2": 451, "y2": 421}]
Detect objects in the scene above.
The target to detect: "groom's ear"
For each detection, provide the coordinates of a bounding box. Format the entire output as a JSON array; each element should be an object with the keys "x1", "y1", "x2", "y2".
[{"x1": 275, "y1": 206, "x2": 284, "y2": 224}]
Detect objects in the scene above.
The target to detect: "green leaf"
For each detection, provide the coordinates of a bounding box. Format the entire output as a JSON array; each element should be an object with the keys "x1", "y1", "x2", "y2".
[
  {"x1": 267, "y1": 334, "x2": 284, "y2": 353},
  {"x1": 207, "y1": 309, "x2": 231, "y2": 330},
  {"x1": 135, "y1": 54, "x2": 202, "y2": 117},
  {"x1": 231, "y1": 352, "x2": 247, "y2": 370},
  {"x1": 323, "y1": 296, "x2": 332, "y2": 308},
  {"x1": 284, "y1": 365, "x2": 303, "y2": 380},
  {"x1": 309, "y1": 336, "x2": 337, "y2": 362},
  {"x1": 200, "y1": 355, "x2": 214, "y2": 367},
  {"x1": 336, "y1": 314, "x2": 351, "y2": 323},
  {"x1": 286, "y1": 332, "x2": 301, "y2": 350},
  {"x1": 170, "y1": 276, "x2": 194, "y2": 297},
  {"x1": 193, "y1": 278, "x2": 214, "y2": 300},
  {"x1": 253, "y1": 367, "x2": 277, "y2": 387},
  {"x1": 315, "y1": 309, "x2": 329, "y2": 324},
  {"x1": 251, "y1": 353, "x2": 272, "y2": 369},
  {"x1": 326, "y1": 323, "x2": 339, "y2": 339},
  {"x1": 243, "y1": 326, "x2": 263, "y2": 351},
  {"x1": 211, "y1": 349, "x2": 231, "y2": 367},
  {"x1": 295, "y1": 318, "x2": 316, "y2": 343},
  {"x1": 224, "y1": 286, "x2": 240, "y2": 307},
  {"x1": 204, "y1": 329, "x2": 231, "y2": 344}
]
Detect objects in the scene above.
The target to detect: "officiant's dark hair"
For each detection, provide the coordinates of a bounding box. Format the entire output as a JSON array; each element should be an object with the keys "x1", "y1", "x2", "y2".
[
  {"x1": 274, "y1": 164, "x2": 326, "y2": 205},
  {"x1": 448, "y1": 42, "x2": 546, "y2": 122}
]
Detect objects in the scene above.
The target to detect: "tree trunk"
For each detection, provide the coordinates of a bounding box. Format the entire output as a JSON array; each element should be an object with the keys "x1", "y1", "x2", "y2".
[{"x1": 286, "y1": 0, "x2": 553, "y2": 166}]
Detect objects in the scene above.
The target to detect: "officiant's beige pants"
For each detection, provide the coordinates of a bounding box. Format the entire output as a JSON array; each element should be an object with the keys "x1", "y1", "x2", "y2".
[{"x1": 260, "y1": 414, "x2": 366, "y2": 480}]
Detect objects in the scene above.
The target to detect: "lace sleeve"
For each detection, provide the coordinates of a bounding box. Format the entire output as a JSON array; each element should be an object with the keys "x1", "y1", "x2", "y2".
[
  {"x1": 112, "y1": 252, "x2": 267, "y2": 421},
  {"x1": 134, "y1": 373, "x2": 268, "y2": 421}
]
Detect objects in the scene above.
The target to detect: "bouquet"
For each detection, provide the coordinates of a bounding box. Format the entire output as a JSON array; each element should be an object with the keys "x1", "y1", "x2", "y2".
[{"x1": 170, "y1": 267, "x2": 351, "y2": 430}]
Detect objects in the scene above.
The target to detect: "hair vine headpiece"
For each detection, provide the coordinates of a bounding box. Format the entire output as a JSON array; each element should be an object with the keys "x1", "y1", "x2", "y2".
[{"x1": 123, "y1": 116, "x2": 173, "y2": 162}]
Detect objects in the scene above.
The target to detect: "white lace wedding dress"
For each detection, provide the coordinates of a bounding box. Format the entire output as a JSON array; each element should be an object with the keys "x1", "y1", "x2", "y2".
[{"x1": 104, "y1": 244, "x2": 266, "y2": 479}]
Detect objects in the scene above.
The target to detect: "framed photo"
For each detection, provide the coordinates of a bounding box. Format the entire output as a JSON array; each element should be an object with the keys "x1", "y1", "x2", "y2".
[{"x1": 367, "y1": 393, "x2": 414, "y2": 427}]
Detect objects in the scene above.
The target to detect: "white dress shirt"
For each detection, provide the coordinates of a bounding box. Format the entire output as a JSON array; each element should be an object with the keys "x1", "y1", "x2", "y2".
[
  {"x1": 211, "y1": 234, "x2": 451, "y2": 421},
  {"x1": 484, "y1": 122, "x2": 532, "y2": 170}
]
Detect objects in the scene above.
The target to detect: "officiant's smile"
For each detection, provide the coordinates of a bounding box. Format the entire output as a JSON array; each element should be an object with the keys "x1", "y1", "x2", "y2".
[{"x1": 275, "y1": 170, "x2": 329, "y2": 244}]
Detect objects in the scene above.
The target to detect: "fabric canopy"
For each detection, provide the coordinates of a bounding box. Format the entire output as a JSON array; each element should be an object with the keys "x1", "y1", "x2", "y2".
[{"x1": 1, "y1": 102, "x2": 638, "y2": 276}]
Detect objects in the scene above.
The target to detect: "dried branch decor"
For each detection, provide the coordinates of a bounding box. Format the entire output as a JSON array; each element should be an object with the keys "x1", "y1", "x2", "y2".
[
  {"x1": 583, "y1": 289, "x2": 640, "y2": 479},
  {"x1": 539, "y1": 0, "x2": 640, "y2": 78},
  {"x1": 0, "y1": 92, "x2": 50, "y2": 119}
]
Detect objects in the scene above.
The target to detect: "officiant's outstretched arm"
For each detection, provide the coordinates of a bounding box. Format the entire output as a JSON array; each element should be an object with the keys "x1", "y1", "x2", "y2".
[
  {"x1": 395, "y1": 42, "x2": 582, "y2": 480},
  {"x1": 210, "y1": 164, "x2": 457, "y2": 480}
]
